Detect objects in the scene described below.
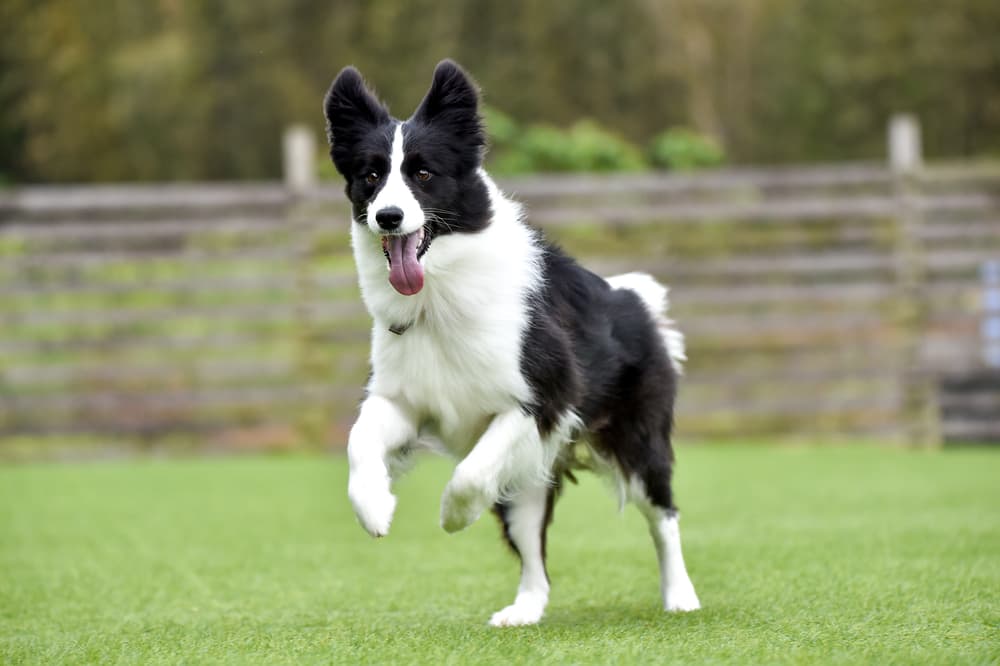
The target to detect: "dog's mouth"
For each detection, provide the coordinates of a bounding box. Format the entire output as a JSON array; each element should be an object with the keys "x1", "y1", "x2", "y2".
[{"x1": 381, "y1": 226, "x2": 431, "y2": 296}]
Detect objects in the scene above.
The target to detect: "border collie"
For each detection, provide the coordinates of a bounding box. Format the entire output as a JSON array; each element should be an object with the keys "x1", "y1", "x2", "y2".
[{"x1": 323, "y1": 60, "x2": 700, "y2": 626}]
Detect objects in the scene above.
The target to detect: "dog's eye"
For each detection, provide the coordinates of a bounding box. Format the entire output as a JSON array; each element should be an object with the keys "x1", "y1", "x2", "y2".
[
  {"x1": 365, "y1": 172, "x2": 380, "y2": 185},
  {"x1": 415, "y1": 169, "x2": 432, "y2": 182}
]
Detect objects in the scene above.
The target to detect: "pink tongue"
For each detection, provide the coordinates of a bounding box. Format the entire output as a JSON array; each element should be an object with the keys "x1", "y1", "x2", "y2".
[{"x1": 387, "y1": 232, "x2": 424, "y2": 295}]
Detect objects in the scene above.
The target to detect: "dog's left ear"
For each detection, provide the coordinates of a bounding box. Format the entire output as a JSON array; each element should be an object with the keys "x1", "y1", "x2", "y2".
[{"x1": 410, "y1": 59, "x2": 485, "y2": 152}]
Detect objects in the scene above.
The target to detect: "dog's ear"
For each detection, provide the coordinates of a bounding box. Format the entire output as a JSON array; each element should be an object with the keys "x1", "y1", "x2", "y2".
[
  {"x1": 323, "y1": 66, "x2": 390, "y2": 175},
  {"x1": 410, "y1": 60, "x2": 485, "y2": 151}
]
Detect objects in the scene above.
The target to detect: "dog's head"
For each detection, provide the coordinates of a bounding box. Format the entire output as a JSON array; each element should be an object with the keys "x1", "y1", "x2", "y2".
[{"x1": 323, "y1": 60, "x2": 492, "y2": 295}]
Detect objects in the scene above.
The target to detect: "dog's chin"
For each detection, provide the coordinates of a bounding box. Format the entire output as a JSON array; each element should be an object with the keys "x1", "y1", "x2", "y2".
[{"x1": 379, "y1": 225, "x2": 433, "y2": 296}]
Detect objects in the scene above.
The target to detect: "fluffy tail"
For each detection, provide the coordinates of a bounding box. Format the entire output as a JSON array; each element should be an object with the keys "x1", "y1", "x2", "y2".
[{"x1": 606, "y1": 272, "x2": 686, "y2": 374}]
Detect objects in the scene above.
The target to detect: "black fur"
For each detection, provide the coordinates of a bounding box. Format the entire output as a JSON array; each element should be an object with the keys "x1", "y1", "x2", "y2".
[
  {"x1": 323, "y1": 66, "x2": 392, "y2": 189},
  {"x1": 409, "y1": 60, "x2": 487, "y2": 172},
  {"x1": 509, "y1": 244, "x2": 681, "y2": 587},
  {"x1": 520, "y1": 243, "x2": 680, "y2": 510}
]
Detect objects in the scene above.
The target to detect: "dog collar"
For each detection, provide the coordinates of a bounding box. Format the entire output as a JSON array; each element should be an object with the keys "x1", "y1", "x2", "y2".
[{"x1": 388, "y1": 322, "x2": 412, "y2": 336}]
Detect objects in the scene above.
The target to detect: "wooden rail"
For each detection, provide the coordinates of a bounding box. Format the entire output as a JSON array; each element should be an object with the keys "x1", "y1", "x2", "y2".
[{"x1": 1, "y1": 160, "x2": 998, "y2": 446}]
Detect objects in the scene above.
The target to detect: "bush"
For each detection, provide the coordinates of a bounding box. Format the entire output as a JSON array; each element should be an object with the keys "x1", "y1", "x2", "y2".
[
  {"x1": 316, "y1": 153, "x2": 341, "y2": 182},
  {"x1": 649, "y1": 127, "x2": 725, "y2": 171},
  {"x1": 481, "y1": 105, "x2": 518, "y2": 147},
  {"x1": 563, "y1": 120, "x2": 648, "y2": 172},
  {"x1": 490, "y1": 118, "x2": 647, "y2": 174}
]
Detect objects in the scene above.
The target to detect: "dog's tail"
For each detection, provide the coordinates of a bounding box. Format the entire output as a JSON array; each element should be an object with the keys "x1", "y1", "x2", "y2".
[{"x1": 606, "y1": 272, "x2": 686, "y2": 374}]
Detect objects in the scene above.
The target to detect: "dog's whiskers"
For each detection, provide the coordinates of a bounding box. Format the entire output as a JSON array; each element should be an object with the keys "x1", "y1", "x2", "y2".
[{"x1": 425, "y1": 212, "x2": 458, "y2": 233}]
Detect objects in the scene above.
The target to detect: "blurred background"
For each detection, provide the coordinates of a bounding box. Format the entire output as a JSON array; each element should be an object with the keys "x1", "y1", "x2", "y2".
[{"x1": 1, "y1": 0, "x2": 999, "y2": 458}]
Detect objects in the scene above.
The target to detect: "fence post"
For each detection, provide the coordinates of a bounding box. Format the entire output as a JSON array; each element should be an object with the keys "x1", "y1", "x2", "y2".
[
  {"x1": 282, "y1": 125, "x2": 327, "y2": 449},
  {"x1": 283, "y1": 125, "x2": 317, "y2": 194},
  {"x1": 983, "y1": 261, "x2": 1000, "y2": 368},
  {"x1": 889, "y1": 114, "x2": 937, "y2": 446}
]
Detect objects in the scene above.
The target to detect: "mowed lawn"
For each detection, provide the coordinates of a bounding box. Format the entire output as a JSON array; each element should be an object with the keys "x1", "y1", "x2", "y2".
[{"x1": 1, "y1": 446, "x2": 998, "y2": 664}]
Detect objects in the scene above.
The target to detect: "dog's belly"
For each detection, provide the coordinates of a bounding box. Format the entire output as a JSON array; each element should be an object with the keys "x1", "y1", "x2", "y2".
[{"x1": 415, "y1": 413, "x2": 491, "y2": 459}]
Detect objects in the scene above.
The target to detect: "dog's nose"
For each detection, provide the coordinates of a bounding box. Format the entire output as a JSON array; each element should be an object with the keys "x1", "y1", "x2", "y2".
[{"x1": 375, "y1": 207, "x2": 404, "y2": 231}]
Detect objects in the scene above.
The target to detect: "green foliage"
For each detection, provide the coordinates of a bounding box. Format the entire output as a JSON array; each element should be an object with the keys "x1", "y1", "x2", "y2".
[
  {"x1": 316, "y1": 153, "x2": 341, "y2": 183},
  {"x1": 491, "y1": 119, "x2": 648, "y2": 174},
  {"x1": 1, "y1": 448, "x2": 998, "y2": 663},
  {"x1": 481, "y1": 105, "x2": 518, "y2": 146},
  {"x1": 1, "y1": 0, "x2": 999, "y2": 181},
  {"x1": 649, "y1": 127, "x2": 726, "y2": 171}
]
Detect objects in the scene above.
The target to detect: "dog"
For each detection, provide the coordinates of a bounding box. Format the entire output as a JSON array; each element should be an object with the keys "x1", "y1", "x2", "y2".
[{"x1": 323, "y1": 60, "x2": 700, "y2": 626}]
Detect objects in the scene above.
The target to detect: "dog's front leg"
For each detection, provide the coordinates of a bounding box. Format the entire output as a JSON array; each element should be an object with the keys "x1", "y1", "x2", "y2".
[
  {"x1": 441, "y1": 409, "x2": 546, "y2": 533},
  {"x1": 347, "y1": 395, "x2": 417, "y2": 537}
]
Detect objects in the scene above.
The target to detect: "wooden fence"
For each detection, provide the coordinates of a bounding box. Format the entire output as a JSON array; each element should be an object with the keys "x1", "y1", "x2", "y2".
[{"x1": 1, "y1": 160, "x2": 998, "y2": 448}]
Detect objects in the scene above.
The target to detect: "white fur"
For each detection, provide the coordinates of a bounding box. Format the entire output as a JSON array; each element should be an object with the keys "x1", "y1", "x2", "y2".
[
  {"x1": 346, "y1": 395, "x2": 417, "y2": 537},
  {"x1": 489, "y1": 481, "x2": 551, "y2": 627},
  {"x1": 441, "y1": 409, "x2": 541, "y2": 531},
  {"x1": 367, "y1": 124, "x2": 424, "y2": 235},
  {"x1": 637, "y1": 501, "x2": 701, "y2": 612},
  {"x1": 606, "y1": 272, "x2": 686, "y2": 374}
]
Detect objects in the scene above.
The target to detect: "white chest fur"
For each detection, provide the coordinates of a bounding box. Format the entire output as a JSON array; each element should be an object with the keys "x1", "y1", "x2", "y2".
[{"x1": 351, "y1": 184, "x2": 542, "y2": 457}]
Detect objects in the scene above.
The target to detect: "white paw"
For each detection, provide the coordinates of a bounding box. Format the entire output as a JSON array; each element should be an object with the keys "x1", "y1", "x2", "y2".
[
  {"x1": 664, "y1": 579, "x2": 701, "y2": 612},
  {"x1": 440, "y1": 472, "x2": 487, "y2": 533},
  {"x1": 489, "y1": 598, "x2": 546, "y2": 627},
  {"x1": 348, "y1": 477, "x2": 396, "y2": 538}
]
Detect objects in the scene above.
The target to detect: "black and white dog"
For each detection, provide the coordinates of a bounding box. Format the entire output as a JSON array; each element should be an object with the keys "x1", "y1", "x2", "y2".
[{"x1": 323, "y1": 60, "x2": 700, "y2": 626}]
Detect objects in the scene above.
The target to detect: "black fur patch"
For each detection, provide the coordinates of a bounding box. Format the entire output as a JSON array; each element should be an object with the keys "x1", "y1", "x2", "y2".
[{"x1": 520, "y1": 243, "x2": 680, "y2": 510}]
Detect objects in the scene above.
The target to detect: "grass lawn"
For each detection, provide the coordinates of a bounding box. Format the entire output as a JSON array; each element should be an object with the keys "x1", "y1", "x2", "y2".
[{"x1": 1, "y1": 445, "x2": 998, "y2": 664}]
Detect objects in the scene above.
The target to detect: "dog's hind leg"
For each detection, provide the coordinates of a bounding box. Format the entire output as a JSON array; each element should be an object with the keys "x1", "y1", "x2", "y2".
[
  {"x1": 489, "y1": 480, "x2": 557, "y2": 627},
  {"x1": 637, "y1": 502, "x2": 700, "y2": 612},
  {"x1": 628, "y1": 449, "x2": 700, "y2": 612}
]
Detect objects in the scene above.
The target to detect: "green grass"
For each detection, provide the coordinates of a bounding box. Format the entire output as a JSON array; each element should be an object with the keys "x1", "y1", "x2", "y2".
[{"x1": 2, "y1": 446, "x2": 998, "y2": 664}]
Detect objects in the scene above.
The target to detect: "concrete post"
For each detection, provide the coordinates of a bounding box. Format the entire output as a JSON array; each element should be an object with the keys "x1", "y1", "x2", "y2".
[
  {"x1": 888, "y1": 113, "x2": 937, "y2": 446},
  {"x1": 889, "y1": 114, "x2": 922, "y2": 174},
  {"x1": 283, "y1": 125, "x2": 316, "y2": 193}
]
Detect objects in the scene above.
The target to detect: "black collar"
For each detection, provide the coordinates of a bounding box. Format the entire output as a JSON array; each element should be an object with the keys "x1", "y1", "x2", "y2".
[{"x1": 388, "y1": 321, "x2": 412, "y2": 336}]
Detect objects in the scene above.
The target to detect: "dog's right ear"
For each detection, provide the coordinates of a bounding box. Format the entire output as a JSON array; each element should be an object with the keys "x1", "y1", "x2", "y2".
[{"x1": 323, "y1": 67, "x2": 390, "y2": 175}]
